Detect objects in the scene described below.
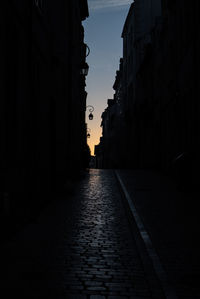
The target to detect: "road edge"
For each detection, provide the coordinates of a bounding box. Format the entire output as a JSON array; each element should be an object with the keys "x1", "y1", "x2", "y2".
[{"x1": 114, "y1": 170, "x2": 178, "y2": 299}]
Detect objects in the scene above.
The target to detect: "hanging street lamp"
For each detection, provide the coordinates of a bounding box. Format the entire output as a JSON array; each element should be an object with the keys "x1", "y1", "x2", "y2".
[
  {"x1": 86, "y1": 105, "x2": 94, "y2": 120},
  {"x1": 85, "y1": 44, "x2": 90, "y2": 57},
  {"x1": 87, "y1": 128, "x2": 91, "y2": 138},
  {"x1": 80, "y1": 62, "x2": 89, "y2": 76}
]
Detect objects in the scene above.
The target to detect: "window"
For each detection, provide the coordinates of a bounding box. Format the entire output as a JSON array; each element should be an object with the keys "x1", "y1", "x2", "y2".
[{"x1": 34, "y1": 0, "x2": 44, "y2": 14}]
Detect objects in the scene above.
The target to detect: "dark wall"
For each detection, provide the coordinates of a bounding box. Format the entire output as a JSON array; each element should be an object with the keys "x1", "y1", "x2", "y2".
[
  {"x1": 97, "y1": 0, "x2": 200, "y2": 185},
  {"x1": 0, "y1": 0, "x2": 88, "y2": 222}
]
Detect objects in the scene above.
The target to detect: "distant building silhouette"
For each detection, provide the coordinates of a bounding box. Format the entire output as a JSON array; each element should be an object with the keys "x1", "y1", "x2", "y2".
[
  {"x1": 0, "y1": 1, "x2": 89, "y2": 225},
  {"x1": 95, "y1": 0, "x2": 200, "y2": 187}
]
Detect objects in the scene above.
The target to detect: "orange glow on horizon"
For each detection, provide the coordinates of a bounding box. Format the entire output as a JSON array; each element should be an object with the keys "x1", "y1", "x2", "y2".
[
  {"x1": 85, "y1": 99, "x2": 105, "y2": 156},
  {"x1": 87, "y1": 123, "x2": 102, "y2": 156}
]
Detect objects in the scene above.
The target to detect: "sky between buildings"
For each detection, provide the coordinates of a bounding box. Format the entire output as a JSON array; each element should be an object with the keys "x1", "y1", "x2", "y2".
[{"x1": 84, "y1": 0, "x2": 133, "y2": 155}]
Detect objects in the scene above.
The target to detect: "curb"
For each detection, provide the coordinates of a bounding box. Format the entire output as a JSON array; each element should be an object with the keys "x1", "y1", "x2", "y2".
[{"x1": 114, "y1": 170, "x2": 178, "y2": 299}]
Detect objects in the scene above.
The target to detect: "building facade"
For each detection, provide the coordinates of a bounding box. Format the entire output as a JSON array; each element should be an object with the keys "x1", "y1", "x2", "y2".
[
  {"x1": 95, "y1": 0, "x2": 200, "y2": 187},
  {"x1": 96, "y1": 0, "x2": 162, "y2": 169},
  {"x1": 0, "y1": 0, "x2": 89, "y2": 223}
]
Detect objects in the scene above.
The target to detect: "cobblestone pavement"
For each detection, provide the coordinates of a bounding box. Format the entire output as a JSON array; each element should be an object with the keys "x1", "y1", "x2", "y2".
[{"x1": 0, "y1": 169, "x2": 163, "y2": 298}]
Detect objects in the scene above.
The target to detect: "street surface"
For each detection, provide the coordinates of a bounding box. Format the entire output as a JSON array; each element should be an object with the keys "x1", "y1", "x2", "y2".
[
  {"x1": 0, "y1": 169, "x2": 164, "y2": 298},
  {"x1": 1, "y1": 169, "x2": 199, "y2": 298}
]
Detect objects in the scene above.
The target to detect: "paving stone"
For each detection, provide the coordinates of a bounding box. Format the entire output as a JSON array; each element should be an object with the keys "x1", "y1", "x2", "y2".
[
  {"x1": 87, "y1": 286, "x2": 107, "y2": 291},
  {"x1": 67, "y1": 296, "x2": 87, "y2": 299},
  {"x1": 67, "y1": 285, "x2": 84, "y2": 291},
  {"x1": 84, "y1": 281, "x2": 103, "y2": 287},
  {"x1": 0, "y1": 169, "x2": 158, "y2": 298},
  {"x1": 90, "y1": 296, "x2": 106, "y2": 299},
  {"x1": 95, "y1": 274, "x2": 112, "y2": 280}
]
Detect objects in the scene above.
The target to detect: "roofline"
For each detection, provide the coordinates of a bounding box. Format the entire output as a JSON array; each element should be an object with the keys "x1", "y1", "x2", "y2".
[
  {"x1": 80, "y1": 0, "x2": 89, "y2": 21},
  {"x1": 121, "y1": 2, "x2": 134, "y2": 37}
]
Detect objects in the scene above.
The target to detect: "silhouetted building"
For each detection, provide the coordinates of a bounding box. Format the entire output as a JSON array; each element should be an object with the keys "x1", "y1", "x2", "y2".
[
  {"x1": 152, "y1": 0, "x2": 200, "y2": 186},
  {"x1": 95, "y1": 59, "x2": 128, "y2": 168},
  {"x1": 96, "y1": 0, "x2": 162, "y2": 169},
  {"x1": 120, "y1": 0, "x2": 162, "y2": 168},
  {"x1": 0, "y1": 1, "x2": 89, "y2": 224},
  {"x1": 94, "y1": 138, "x2": 105, "y2": 169},
  {"x1": 96, "y1": 0, "x2": 200, "y2": 187}
]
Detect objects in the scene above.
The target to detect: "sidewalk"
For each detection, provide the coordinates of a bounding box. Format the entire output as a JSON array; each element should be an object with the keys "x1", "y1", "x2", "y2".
[{"x1": 117, "y1": 169, "x2": 200, "y2": 299}]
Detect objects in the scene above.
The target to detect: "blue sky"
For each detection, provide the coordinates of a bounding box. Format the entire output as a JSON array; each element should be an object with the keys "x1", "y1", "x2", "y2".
[{"x1": 84, "y1": 0, "x2": 132, "y2": 154}]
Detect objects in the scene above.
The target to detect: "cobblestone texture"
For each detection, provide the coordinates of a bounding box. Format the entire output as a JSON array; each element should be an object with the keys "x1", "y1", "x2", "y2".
[
  {"x1": 0, "y1": 170, "x2": 157, "y2": 298},
  {"x1": 63, "y1": 169, "x2": 153, "y2": 298}
]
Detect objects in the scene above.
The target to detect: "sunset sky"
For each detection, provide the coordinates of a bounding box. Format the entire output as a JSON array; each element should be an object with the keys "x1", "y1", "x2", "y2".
[{"x1": 84, "y1": 0, "x2": 132, "y2": 155}]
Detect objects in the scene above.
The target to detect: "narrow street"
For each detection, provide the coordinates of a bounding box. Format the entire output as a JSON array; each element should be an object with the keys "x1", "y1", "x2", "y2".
[
  {"x1": 1, "y1": 1, "x2": 200, "y2": 298},
  {"x1": 0, "y1": 170, "x2": 164, "y2": 299}
]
